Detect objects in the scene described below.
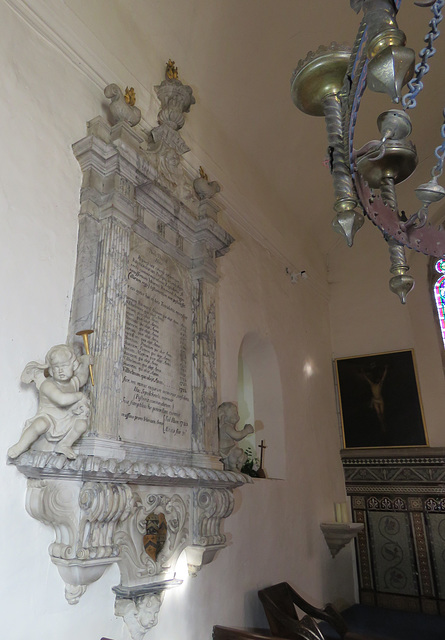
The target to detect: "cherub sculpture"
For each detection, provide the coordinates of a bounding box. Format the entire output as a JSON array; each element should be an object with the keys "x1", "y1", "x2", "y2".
[
  {"x1": 8, "y1": 344, "x2": 92, "y2": 460},
  {"x1": 115, "y1": 593, "x2": 163, "y2": 640},
  {"x1": 217, "y1": 402, "x2": 254, "y2": 471}
]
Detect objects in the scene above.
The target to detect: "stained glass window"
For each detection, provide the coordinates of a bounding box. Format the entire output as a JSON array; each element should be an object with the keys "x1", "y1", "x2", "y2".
[{"x1": 434, "y1": 259, "x2": 445, "y2": 348}]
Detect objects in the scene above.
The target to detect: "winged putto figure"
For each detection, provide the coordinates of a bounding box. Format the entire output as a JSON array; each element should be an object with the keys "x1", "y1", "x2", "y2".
[{"x1": 8, "y1": 344, "x2": 92, "y2": 460}]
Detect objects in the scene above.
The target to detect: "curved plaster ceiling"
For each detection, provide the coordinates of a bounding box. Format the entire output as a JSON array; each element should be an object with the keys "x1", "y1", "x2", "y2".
[{"x1": 65, "y1": 0, "x2": 445, "y2": 262}]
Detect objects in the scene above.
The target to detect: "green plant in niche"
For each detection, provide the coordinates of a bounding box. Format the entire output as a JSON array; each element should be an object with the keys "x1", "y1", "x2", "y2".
[{"x1": 241, "y1": 446, "x2": 260, "y2": 477}]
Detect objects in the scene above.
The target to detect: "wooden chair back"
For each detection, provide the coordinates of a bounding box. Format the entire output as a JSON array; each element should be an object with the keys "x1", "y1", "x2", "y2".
[{"x1": 258, "y1": 582, "x2": 301, "y2": 638}]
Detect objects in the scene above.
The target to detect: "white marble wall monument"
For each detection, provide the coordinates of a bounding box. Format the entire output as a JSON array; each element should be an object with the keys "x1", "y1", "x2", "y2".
[{"x1": 8, "y1": 64, "x2": 250, "y2": 640}]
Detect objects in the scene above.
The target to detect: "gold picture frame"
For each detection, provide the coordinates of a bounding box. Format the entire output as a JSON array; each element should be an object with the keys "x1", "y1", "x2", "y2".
[{"x1": 335, "y1": 349, "x2": 428, "y2": 449}]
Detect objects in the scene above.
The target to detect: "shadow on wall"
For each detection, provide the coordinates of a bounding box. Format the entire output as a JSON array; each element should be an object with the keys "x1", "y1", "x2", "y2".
[
  {"x1": 243, "y1": 587, "x2": 270, "y2": 629},
  {"x1": 237, "y1": 332, "x2": 286, "y2": 479}
]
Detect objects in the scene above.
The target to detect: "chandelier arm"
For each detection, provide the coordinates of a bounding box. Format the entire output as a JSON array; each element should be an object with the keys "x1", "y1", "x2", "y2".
[
  {"x1": 380, "y1": 176, "x2": 398, "y2": 209},
  {"x1": 386, "y1": 233, "x2": 408, "y2": 272},
  {"x1": 324, "y1": 94, "x2": 357, "y2": 207},
  {"x1": 356, "y1": 174, "x2": 445, "y2": 256},
  {"x1": 385, "y1": 232, "x2": 415, "y2": 303}
]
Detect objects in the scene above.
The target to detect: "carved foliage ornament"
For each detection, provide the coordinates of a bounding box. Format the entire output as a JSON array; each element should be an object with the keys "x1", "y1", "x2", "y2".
[{"x1": 116, "y1": 492, "x2": 189, "y2": 583}]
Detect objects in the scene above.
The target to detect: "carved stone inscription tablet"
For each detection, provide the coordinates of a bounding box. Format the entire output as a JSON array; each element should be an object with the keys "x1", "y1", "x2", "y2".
[{"x1": 120, "y1": 235, "x2": 192, "y2": 450}]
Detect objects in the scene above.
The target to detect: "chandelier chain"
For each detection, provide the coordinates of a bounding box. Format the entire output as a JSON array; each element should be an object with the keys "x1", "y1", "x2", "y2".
[
  {"x1": 432, "y1": 108, "x2": 445, "y2": 177},
  {"x1": 342, "y1": 19, "x2": 368, "y2": 170},
  {"x1": 402, "y1": 0, "x2": 444, "y2": 110}
]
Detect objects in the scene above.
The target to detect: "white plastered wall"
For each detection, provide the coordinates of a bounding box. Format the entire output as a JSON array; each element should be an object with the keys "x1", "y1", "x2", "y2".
[
  {"x1": 328, "y1": 226, "x2": 445, "y2": 447},
  {"x1": 0, "y1": 2, "x2": 355, "y2": 639}
]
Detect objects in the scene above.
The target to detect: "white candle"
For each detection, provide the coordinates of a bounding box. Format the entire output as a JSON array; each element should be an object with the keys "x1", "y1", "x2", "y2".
[{"x1": 335, "y1": 502, "x2": 342, "y2": 523}]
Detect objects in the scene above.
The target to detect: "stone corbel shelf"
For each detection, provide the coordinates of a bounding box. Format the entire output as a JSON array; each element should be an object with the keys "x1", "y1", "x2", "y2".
[
  {"x1": 11, "y1": 449, "x2": 250, "y2": 488},
  {"x1": 8, "y1": 449, "x2": 251, "y2": 628},
  {"x1": 320, "y1": 522, "x2": 364, "y2": 558}
]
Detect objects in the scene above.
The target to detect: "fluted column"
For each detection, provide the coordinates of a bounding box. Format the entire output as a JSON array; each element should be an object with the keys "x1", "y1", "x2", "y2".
[
  {"x1": 68, "y1": 212, "x2": 100, "y2": 342},
  {"x1": 191, "y1": 278, "x2": 218, "y2": 454},
  {"x1": 90, "y1": 217, "x2": 131, "y2": 437},
  {"x1": 72, "y1": 118, "x2": 142, "y2": 438}
]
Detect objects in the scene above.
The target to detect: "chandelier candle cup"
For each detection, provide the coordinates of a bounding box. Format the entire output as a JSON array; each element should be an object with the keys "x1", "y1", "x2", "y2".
[{"x1": 291, "y1": 44, "x2": 364, "y2": 246}]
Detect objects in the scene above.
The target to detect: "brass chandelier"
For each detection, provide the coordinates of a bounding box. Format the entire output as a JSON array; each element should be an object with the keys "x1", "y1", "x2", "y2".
[{"x1": 292, "y1": 0, "x2": 445, "y2": 303}]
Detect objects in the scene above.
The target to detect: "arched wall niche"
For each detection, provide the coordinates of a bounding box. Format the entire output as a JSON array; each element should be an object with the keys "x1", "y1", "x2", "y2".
[{"x1": 237, "y1": 332, "x2": 286, "y2": 479}]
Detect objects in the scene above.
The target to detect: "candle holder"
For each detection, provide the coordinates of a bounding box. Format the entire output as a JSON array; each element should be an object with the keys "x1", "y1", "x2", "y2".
[
  {"x1": 320, "y1": 522, "x2": 364, "y2": 558},
  {"x1": 76, "y1": 329, "x2": 94, "y2": 386}
]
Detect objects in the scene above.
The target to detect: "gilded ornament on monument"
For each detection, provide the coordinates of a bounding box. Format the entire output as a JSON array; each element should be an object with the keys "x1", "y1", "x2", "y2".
[{"x1": 143, "y1": 513, "x2": 168, "y2": 561}]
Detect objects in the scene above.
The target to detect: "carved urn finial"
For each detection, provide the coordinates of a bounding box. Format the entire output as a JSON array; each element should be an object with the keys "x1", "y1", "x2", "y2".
[
  {"x1": 154, "y1": 60, "x2": 195, "y2": 131},
  {"x1": 104, "y1": 83, "x2": 142, "y2": 127}
]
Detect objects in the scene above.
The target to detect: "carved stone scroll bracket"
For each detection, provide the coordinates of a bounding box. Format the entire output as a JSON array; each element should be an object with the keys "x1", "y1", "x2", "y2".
[
  {"x1": 25, "y1": 478, "x2": 132, "y2": 604},
  {"x1": 186, "y1": 487, "x2": 235, "y2": 577}
]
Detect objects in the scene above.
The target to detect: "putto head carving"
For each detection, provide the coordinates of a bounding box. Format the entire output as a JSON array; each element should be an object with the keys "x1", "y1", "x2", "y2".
[
  {"x1": 115, "y1": 593, "x2": 163, "y2": 640},
  {"x1": 104, "y1": 83, "x2": 142, "y2": 127},
  {"x1": 154, "y1": 61, "x2": 195, "y2": 131},
  {"x1": 8, "y1": 343, "x2": 92, "y2": 460}
]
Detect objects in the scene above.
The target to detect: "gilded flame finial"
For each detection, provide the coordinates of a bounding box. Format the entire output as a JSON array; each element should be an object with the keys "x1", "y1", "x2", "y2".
[
  {"x1": 124, "y1": 87, "x2": 136, "y2": 106},
  {"x1": 166, "y1": 59, "x2": 179, "y2": 80},
  {"x1": 194, "y1": 166, "x2": 220, "y2": 201}
]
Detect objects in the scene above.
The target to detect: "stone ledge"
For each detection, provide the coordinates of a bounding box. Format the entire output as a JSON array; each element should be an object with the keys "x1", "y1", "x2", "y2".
[{"x1": 8, "y1": 450, "x2": 252, "y2": 488}]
